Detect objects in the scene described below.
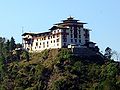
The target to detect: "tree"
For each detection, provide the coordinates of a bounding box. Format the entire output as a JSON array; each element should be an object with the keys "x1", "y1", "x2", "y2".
[
  {"x1": 9, "y1": 37, "x2": 16, "y2": 51},
  {"x1": 2, "y1": 40, "x2": 10, "y2": 55},
  {"x1": 0, "y1": 54, "x2": 5, "y2": 65},
  {"x1": 0, "y1": 37, "x2": 6, "y2": 53},
  {"x1": 104, "y1": 47, "x2": 112, "y2": 59},
  {"x1": 112, "y1": 50, "x2": 120, "y2": 61},
  {"x1": 22, "y1": 50, "x2": 29, "y2": 61}
]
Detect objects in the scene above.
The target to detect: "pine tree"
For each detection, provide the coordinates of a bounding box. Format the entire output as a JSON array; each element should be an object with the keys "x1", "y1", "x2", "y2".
[
  {"x1": 0, "y1": 37, "x2": 5, "y2": 53},
  {"x1": 9, "y1": 37, "x2": 16, "y2": 51}
]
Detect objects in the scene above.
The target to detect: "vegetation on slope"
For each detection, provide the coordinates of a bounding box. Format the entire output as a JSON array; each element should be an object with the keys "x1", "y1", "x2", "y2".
[{"x1": 0, "y1": 48, "x2": 120, "y2": 90}]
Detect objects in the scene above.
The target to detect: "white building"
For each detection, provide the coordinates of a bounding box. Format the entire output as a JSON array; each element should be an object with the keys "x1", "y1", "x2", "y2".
[{"x1": 22, "y1": 17, "x2": 95, "y2": 52}]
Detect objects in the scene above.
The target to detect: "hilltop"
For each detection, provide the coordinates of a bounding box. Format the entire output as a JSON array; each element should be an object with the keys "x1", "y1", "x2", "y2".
[{"x1": 0, "y1": 48, "x2": 120, "y2": 90}]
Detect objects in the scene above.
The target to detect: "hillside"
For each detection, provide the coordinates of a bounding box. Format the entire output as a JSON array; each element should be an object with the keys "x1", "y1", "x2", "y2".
[{"x1": 0, "y1": 48, "x2": 120, "y2": 90}]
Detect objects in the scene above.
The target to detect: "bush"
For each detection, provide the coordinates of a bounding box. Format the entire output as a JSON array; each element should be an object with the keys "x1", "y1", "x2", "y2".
[{"x1": 21, "y1": 50, "x2": 29, "y2": 61}]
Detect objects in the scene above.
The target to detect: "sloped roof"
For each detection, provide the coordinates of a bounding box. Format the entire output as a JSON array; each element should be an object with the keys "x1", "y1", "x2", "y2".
[
  {"x1": 22, "y1": 31, "x2": 51, "y2": 37},
  {"x1": 49, "y1": 25, "x2": 69, "y2": 30}
]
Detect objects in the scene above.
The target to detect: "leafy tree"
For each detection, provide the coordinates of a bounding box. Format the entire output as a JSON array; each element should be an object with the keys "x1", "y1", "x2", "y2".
[
  {"x1": 0, "y1": 48, "x2": 120, "y2": 90},
  {"x1": 112, "y1": 50, "x2": 120, "y2": 61},
  {"x1": 0, "y1": 54, "x2": 5, "y2": 70},
  {"x1": 2, "y1": 40, "x2": 10, "y2": 57},
  {"x1": 104, "y1": 47, "x2": 112, "y2": 59},
  {"x1": 21, "y1": 50, "x2": 29, "y2": 61}
]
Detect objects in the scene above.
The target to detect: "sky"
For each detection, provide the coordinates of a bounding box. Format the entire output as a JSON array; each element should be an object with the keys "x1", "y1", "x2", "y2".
[{"x1": 0, "y1": 0, "x2": 120, "y2": 53}]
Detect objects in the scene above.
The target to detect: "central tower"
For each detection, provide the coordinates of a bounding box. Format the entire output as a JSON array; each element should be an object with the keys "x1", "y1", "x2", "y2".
[{"x1": 50, "y1": 16, "x2": 90, "y2": 47}]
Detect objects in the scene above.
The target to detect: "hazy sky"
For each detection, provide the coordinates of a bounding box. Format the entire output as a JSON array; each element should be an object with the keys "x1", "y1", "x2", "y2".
[{"x1": 0, "y1": 0, "x2": 120, "y2": 53}]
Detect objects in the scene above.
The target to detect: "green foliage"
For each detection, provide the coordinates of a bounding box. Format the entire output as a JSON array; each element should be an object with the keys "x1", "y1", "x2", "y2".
[
  {"x1": 0, "y1": 54, "x2": 5, "y2": 73},
  {"x1": 0, "y1": 36, "x2": 20, "y2": 64},
  {"x1": 58, "y1": 49, "x2": 71, "y2": 60},
  {"x1": 51, "y1": 74, "x2": 79, "y2": 90},
  {"x1": 104, "y1": 47, "x2": 112, "y2": 59},
  {"x1": 9, "y1": 37, "x2": 16, "y2": 51},
  {"x1": 21, "y1": 50, "x2": 29, "y2": 61},
  {"x1": 72, "y1": 61, "x2": 83, "y2": 72},
  {"x1": 0, "y1": 48, "x2": 120, "y2": 90}
]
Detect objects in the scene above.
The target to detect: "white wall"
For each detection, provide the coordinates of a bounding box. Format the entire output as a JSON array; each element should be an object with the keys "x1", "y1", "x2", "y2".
[
  {"x1": 22, "y1": 27, "x2": 90, "y2": 52},
  {"x1": 31, "y1": 29, "x2": 63, "y2": 52}
]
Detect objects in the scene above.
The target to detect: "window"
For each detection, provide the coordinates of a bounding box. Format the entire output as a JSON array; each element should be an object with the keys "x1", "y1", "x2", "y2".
[
  {"x1": 54, "y1": 30, "x2": 56, "y2": 34},
  {"x1": 54, "y1": 40, "x2": 55, "y2": 43},
  {"x1": 58, "y1": 30, "x2": 59, "y2": 33},
  {"x1": 71, "y1": 39, "x2": 73, "y2": 43},
  {"x1": 27, "y1": 41, "x2": 31, "y2": 44},
  {"x1": 63, "y1": 38, "x2": 67, "y2": 42},
  {"x1": 63, "y1": 34, "x2": 66, "y2": 38},
  {"x1": 57, "y1": 44, "x2": 59, "y2": 46},
  {"x1": 51, "y1": 41, "x2": 52, "y2": 43},
  {"x1": 53, "y1": 35, "x2": 55, "y2": 38},
  {"x1": 64, "y1": 43, "x2": 66, "y2": 46},
  {"x1": 43, "y1": 42, "x2": 45, "y2": 48},
  {"x1": 70, "y1": 30, "x2": 72, "y2": 33},
  {"x1": 48, "y1": 36, "x2": 50, "y2": 39},
  {"x1": 75, "y1": 39, "x2": 77, "y2": 43},
  {"x1": 44, "y1": 37, "x2": 46, "y2": 40},
  {"x1": 79, "y1": 35, "x2": 81, "y2": 38},
  {"x1": 36, "y1": 42, "x2": 38, "y2": 46},
  {"x1": 71, "y1": 34, "x2": 73, "y2": 38},
  {"x1": 85, "y1": 30, "x2": 89, "y2": 38},
  {"x1": 79, "y1": 40, "x2": 81, "y2": 43},
  {"x1": 40, "y1": 43, "x2": 41, "y2": 45},
  {"x1": 47, "y1": 41, "x2": 49, "y2": 47},
  {"x1": 57, "y1": 39, "x2": 59, "y2": 42},
  {"x1": 57, "y1": 34, "x2": 59, "y2": 37},
  {"x1": 39, "y1": 46, "x2": 41, "y2": 48}
]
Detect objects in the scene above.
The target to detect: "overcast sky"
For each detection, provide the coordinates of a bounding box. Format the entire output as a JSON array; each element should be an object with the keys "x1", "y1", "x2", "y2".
[{"x1": 0, "y1": 0, "x2": 120, "y2": 53}]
